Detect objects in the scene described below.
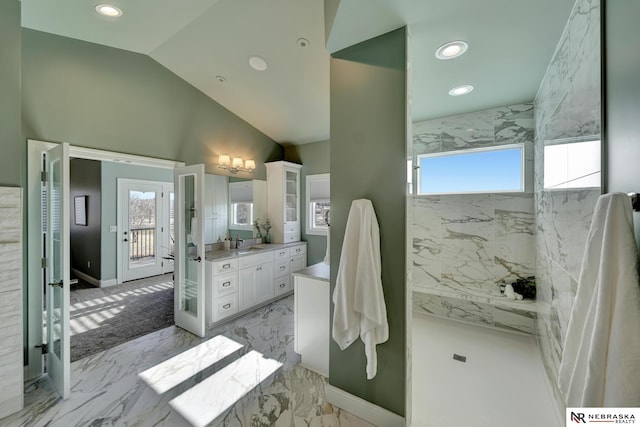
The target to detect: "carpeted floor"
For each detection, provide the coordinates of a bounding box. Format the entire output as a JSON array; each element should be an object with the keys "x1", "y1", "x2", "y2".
[{"x1": 69, "y1": 273, "x2": 174, "y2": 362}]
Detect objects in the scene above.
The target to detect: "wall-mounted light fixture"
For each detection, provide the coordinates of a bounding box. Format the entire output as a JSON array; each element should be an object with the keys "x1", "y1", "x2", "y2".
[{"x1": 218, "y1": 155, "x2": 256, "y2": 174}]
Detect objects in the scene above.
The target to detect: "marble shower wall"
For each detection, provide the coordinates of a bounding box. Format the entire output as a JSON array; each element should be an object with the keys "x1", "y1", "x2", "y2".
[
  {"x1": 411, "y1": 104, "x2": 536, "y2": 302},
  {"x1": 533, "y1": 0, "x2": 601, "y2": 409},
  {"x1": 0, "y1": 187, "x2": 23, "y2": 418}
]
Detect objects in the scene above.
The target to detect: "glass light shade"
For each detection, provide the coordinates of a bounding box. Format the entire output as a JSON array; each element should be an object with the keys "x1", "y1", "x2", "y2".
[
  {"x1": 232, "y1": 158, "x2": 244, "y2": 168},
  {"x1": 219, "y1": 154, "x2": 231, "y2": 166},
  {"x1": 244, "y1": 160, "x2": 256, "y2": 170}
]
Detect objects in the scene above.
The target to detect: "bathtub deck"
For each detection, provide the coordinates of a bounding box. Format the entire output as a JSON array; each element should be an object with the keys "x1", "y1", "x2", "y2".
[{"x1": 412, "y1": 311, "x2": 561, "y2": 427}]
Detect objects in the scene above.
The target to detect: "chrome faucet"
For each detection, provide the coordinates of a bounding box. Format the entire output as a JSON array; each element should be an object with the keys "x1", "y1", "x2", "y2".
[{"x1": 235, "y1": 235, "x2": 243, "y2": 249}]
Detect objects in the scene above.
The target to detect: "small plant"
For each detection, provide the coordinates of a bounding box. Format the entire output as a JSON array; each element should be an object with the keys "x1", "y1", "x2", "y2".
[
  {"x1": 261, "y1": 218, "x2": 272, "y2": 234},
  {"x1": 261, "y1": 218, "x2": 272, "y2": 243},
  {"x1": 253, "y1": 219, "x2": 262, "y2": 238}
]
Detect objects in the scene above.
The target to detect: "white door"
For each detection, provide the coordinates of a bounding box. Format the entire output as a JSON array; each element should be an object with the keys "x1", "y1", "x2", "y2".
[
  {"x1": 46, "y1": 142, "x2": 71, "y2": 399},
  {"x1": 174, "y1": 165, "x2": 206, "y2": 337},
  {"x1": 118, "y1": 180, "x2": 174, "y2": 282}
]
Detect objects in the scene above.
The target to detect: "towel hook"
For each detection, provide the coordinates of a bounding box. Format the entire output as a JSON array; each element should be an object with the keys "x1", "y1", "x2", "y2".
[{"x1": 628, "y1": 193, "x2": 640, "y2": 212}]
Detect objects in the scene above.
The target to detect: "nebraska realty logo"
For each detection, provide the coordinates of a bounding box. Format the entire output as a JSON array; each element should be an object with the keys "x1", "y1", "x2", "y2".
[{"x1": 567, "y1": 408, "x2": 639, "y2": 424}]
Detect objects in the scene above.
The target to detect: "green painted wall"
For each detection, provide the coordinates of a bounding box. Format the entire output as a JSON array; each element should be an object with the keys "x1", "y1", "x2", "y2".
[
  {"x1": 604, "y1": 0, "x2": 640, "y2": 246},
  {"x1": 285, "y1": 139, "x2": 330, "y2": 265},
  {"x1": 21, "y1": 29, "x2": 283, "y2": 179},
  {"x1": 329, "y1": 28, "x2": 407, "y2": 416},
  {"x1": 101, "y1": 162, "x2": 173, "y2": 281},
  {"x1": 70, "y1": 158, "x2": 102, "y2": 279},
  {"x1": 0, "y1": 0, "x2": 22, "y2": 187}
]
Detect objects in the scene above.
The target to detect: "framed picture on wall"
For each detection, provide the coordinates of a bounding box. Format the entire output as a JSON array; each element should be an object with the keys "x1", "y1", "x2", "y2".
[{"x1": 74, "y1": 195, "x2": 88, "y2": 226}]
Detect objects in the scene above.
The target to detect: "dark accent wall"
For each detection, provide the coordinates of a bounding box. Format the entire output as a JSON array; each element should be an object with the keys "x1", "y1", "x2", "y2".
[
  {"x1": 0, "y1": 0, "x2": 21, "y2": 187},
  {"x1": 285, "y1": 139, "x2": 330, "y2": 265},
  {"x1": 329, "y1": 28, "x2": 407, "y2": 416},
  {"x1": 603, "y1": 0, "x2": 640, "y2": 246},
  {"x1": 21, "y1": 29, "x2": 284, "y2": 179},
  {"x1": 70, "y1": 158, "x2": 102, "y2": 279}
]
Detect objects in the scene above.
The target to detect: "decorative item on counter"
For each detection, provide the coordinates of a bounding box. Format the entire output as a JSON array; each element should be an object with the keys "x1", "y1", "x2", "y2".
[
  {"x1": 262, "y1": 218, "x2": 272, "y2": 243},
  {"x1": 499, "y1": 276, "x2": 536, "y2": 300},
  {"x1": 223, "y1": 233, "x2": 231, "y2": 250},
  {"x1": 253, "y1": 219, "x2": 263, "y2": 240}
]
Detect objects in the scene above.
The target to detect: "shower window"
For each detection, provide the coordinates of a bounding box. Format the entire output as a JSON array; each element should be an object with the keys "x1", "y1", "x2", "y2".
[
  {"x1": 416, "y1": 143, "x2": 524, "y2": 195},
  {"x1": 543, "y1": 138, "x2": 600, "y2": 190}
]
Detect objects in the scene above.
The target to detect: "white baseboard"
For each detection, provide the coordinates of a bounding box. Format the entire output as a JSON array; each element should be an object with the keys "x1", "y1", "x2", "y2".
[
  {"x1": 71, "y1": 269, "x2": 117, "y2": 288},
  {"x1": 325, "y1": 384, "x2": 405, "y2": 427}
]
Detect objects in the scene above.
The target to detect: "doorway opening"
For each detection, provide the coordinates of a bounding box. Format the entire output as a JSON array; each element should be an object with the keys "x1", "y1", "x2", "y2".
[{"x1": 27, "y1": 139, "x2": 185, "y2": 389}]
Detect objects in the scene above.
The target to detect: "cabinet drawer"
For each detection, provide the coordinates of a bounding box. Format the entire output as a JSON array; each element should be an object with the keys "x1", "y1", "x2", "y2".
[
  {"x1": 274, "y1": 276, "x2": 292, "y2": 296},
  {"x1": 274, "y1": 248, "x2": 290, "y2": 259},
  {"x1": 213, "y1": 259, "x2": 237, "y2": 274},
  {"x1": 290, "y1": 244, "x2": 306, "y2": 257},
  {"x1": 284, "y1": 224, "x2": 298, "y2": 234},
  {"x1": 274, "y1": 259, "x2": 290, "y2": 278},
  {"x1": 213, "y1": 294, "x2": 239, "y2": 322},
  {"x1": 238, "y1": 251, "x2": 274, "y2": 269},
  {"x1": 283, "y1": 232, "x2": 299, "y2": 243},
  {"x1": 213, "y1": 273, "x2": 238, "y2": 297}
]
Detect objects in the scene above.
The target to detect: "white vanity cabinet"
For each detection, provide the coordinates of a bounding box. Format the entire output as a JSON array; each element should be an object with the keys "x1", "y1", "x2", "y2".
[
  {"x1": 206, "y1": 258, "x2": 239, "y2": 323},
  {"x1": 205, "y1": 242, "x2": 306, "y2": 326},
  {"x1": 266, "y1": 161, "x2": 302, "y2": 243},
  {"x1": 273, "y1": 247, "x2": 291, "y2": 297},
  {"x1": 238, "y1": 251, "x2": 275, "y2": 311},
  {"x1": 293, "y1": 262, "x2": 329, "y2": 377}
]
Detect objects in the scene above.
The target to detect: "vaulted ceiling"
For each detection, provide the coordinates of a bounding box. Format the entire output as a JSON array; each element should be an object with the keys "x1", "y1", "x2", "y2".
[{"x1": 21, "y1": 0, "x2": 576, "y2": 145}]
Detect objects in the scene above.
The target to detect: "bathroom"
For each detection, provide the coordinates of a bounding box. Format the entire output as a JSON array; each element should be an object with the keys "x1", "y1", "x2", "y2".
[
  {"x1": 2, "y1": 0, "x2": 640, "y2": 424},
  {"x1": 332, "y1": 0, "x2": 638, "y2": 424}
]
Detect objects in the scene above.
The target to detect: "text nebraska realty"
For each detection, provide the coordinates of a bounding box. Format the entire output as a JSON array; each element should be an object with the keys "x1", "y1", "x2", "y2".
[{"x1": 573, "y1": 412, "x2": 636, "y2": 423}]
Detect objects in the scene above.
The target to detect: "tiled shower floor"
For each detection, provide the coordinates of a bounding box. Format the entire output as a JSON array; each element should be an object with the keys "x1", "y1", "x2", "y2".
[{"x1": 411, "y1": 312, "x2": 561, "y2": 427}]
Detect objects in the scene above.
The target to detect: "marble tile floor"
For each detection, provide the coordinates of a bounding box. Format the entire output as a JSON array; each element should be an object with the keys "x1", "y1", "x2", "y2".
[{"x1": 2, "y1": 296, "x2": 374, "y2": 427}]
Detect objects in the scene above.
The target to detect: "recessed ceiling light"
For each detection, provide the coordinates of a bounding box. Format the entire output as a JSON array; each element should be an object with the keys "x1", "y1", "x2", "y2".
[
  {"x1": 249, "y1": 56, "x2": 268, "y2": 71},
  {"x1": 297, "y1": 38, "x2": 310, "y2": 48},
  {"x1": 435, "y1": 41, "x2": 468, "y2": 60},
  {"x1": 215, "y1": 75, "x2": 226, "y2": 83},
  {"x1": 448, "y1": 85, "x2": 474, "y2": 96},
  {"x1": 95, "y1": 4, "x2": 123, "y2": 17}
]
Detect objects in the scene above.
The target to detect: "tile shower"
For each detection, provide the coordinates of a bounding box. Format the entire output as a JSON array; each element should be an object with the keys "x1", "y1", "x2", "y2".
[
  {"x1": 412, "y1": 104, "x2": 537, "y2": 334},
  {"x1": 410, "y1": 0, "x2": 601, "y2": 415}
]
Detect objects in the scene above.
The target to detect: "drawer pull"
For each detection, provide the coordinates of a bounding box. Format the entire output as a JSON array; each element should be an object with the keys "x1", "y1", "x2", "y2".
[
  {"x1": 280, "y1": 251, "x2": 285, "y2": 256},
  {"x1": 280, "y1": 266, "x2": 286, "y2": 270},
  {"x1": 223, "y1": 303, "x2": 231, "y2": 309},
  {"x1": 296, "y1": 248, "x2": 301, "y2": 253},
  {"x1": 279, "y1": 283, "x2": 286, "y2": 288},
  {"x1": 222, "y1": 281, "x2": 231, "y2": 287},
  {"x1": 222, "y1": 263, "x2": 231, "y2": 270}
]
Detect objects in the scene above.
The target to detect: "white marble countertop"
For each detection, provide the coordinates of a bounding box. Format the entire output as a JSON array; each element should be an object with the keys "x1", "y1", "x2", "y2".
[
  {"x1": 293, "y1": 262, "x2": 330, "y2": 282},
  {"x1": 205, "y1": 242, "x2": 307, "y2": 262}
]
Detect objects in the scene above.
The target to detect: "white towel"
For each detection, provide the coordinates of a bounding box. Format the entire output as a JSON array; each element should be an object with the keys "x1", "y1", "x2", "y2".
[
  {"x1": 558, "y1": 193, "x2": 640, "y2": 407},
  {"x1": 332, "y1": 199, "x2": 388, "y2": 380}
]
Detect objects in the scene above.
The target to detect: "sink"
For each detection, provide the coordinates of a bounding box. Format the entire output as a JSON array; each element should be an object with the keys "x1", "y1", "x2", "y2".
[{"x1": 235, "y1": 247, "x2": 262, "y2": 255}]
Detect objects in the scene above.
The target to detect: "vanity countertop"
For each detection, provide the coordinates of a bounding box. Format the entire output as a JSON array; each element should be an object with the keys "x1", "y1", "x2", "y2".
[
  {"x1": 205, "y1": 242, "x2": 306, "y2": 262},
  {"x1": 293, "y1": 262, "x2": 330, "y2": 282}
]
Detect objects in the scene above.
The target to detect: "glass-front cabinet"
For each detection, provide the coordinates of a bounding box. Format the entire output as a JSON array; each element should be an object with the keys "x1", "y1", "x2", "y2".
[{"x1": 266, "y1": 161, "x2": 302, "y2": 243}]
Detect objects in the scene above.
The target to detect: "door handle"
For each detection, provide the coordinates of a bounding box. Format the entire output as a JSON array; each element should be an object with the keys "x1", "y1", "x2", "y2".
[
  {"x1": 189, "y1": 256, "x2": 202, "y2": 262},
  {"x1": 48, "y1": 280, "x2": 64, "y2": 288}
]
